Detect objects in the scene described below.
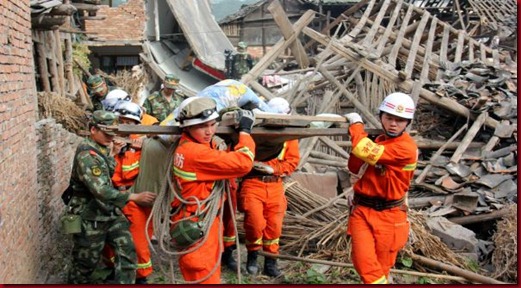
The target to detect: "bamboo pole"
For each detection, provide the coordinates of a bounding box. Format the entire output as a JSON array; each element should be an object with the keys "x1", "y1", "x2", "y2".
[
  {"x1": 410, "y1": 254, "x2": 507, "y2": 284},
  {"x1": 415, "y1": 123, "x2": 468, "y2": 184},
  {"x1": 259, "y1": 251, "x2": 469, "y2": 283}
]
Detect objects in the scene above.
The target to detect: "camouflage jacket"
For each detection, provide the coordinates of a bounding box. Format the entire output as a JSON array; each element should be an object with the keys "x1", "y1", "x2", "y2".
[
  {"x1": 88, "y1": 86, "x2": 115, "y2": 112},
  {"x1": 232, "y1": 52, "x2": 254, "y2": 80},
  {"x1": 142, "y1": 90, "x2": 183, "y2": 122},
  {"x1": 68, "y1": 137, "x2": 130, "y2": 221}
]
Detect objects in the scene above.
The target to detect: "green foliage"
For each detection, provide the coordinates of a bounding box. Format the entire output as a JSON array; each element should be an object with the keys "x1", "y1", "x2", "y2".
[
  {"x1": 465, "y1": 258, "x2": 480, "y2": 273},
  {"x1": 400, "y1": 256, "x2": 413, "y2": 268},
  {"x1": 417, "y1": 276, "x2": 435, "y2": 284},
  {"x1": 305, "y1": 267, "x2": 327, "y2": 284},
  {"x1": 72, "y1": 42, "x2": 91, "y2": 76}
]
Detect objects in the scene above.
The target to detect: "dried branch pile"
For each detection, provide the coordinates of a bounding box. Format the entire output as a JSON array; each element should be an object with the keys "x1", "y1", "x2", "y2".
[
  {"x1": 37, "y1": 91, "x2": 88, "y2": 133},
  {"x1": 490, "y1": 203, "x2": 517, "y2": 282}
]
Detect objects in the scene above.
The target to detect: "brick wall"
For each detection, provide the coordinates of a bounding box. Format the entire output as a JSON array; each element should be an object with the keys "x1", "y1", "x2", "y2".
[
  {"x1": 0, "y1": 1, "x2": 84, "y2": 283},
  {"x1": 35, "y1": 119, "x2": 82, "y2": 284},
  {"x1": 0, "y1": 0, "x2": 40, "y2": 283},
  {"x1": 85, "y1": 0, "x2": 146, "y2": 42}
]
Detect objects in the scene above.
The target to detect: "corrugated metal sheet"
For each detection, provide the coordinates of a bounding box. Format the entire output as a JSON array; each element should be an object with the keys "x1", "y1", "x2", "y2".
[{"x1": 166, "y1": 0, "x2": 234, "y2": 71}]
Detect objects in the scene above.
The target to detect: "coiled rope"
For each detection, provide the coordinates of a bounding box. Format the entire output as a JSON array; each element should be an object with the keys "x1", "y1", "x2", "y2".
[{"x1": 143, "y1": 136, "x2": 241, "y2": 284}]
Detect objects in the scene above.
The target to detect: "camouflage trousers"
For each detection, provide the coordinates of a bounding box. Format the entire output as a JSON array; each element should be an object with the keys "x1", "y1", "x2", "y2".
[{"x1": 67, "y1": 216, "x2": 137, "y2": 284}]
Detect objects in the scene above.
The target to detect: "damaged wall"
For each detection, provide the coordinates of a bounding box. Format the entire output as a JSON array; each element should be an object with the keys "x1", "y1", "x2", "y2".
[{"x1": 0, "y1": 0, "x2": 39, "y2": 283}]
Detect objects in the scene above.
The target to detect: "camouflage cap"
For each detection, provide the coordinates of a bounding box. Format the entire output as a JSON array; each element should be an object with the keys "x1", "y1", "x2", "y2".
[
  {"x1": 87, "y1": 75, "x2": 106, "y2": 93},
  {"x1": 164, "y1": 74, "x2": 180, "y2": 89},
  {"x1": 90, "y1": 110, "x2": 118, "y2": 135},
  {"x1": 238, "y1": 41, "x2": 247, "y2": 49}
]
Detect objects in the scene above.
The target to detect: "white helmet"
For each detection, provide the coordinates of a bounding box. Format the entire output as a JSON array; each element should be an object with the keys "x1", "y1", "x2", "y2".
[
  {"x1": 102, "y1": 89, "x2": 131, "y2": 112},
  {"x1": 378, "y1": 92, "x2": 415, "y2": 119},
  {"x1": 267, "y1": 97, "x2": 291, "y2": 114},
  {"x1": 176, "y1": 97, "x2": 219, "y2": 128},
  {"x1": 115, "y1": 101, "x2": 142, "y2": 124}
]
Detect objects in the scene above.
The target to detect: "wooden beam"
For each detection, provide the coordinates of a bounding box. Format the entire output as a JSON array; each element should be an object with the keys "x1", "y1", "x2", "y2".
[
  {"x1": 301, "y1": 27, "x2": 499, "y2": 129},
  {"x1": 267, "y1": 0, "x2": 309, "y2": 68},
  {"x1": 241, "y1": 10, "x2": 315, "y2": 85}
]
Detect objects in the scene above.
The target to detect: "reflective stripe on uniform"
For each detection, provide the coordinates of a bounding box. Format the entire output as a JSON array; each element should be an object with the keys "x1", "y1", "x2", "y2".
[
  {"x1": 277, "y1": 142, "x2": 288, "y2": 160},
  {"x1": 237, "y1": 146, "x2": 255, "y2": 161},
  {"x1": 262, "y1": 238, "x2": 279, "y2": 246},
  {"x1": 402, "y1": 163, "x2": 417, "y2": 171},
  {"x1": 352, "y1": 137, "x2": 385, "y2": 166},
  {"x1": 370, "y1": 275, "x2": 388, "y2": 284},
  {"x1": 223, "y1": 235, "x2": 236, "y2": 243},
  {"x1": 246, "y1": 238, "x2": 263, "y2": 245},
  {"x1": 173, "y1": 167, "x2": 197, "y2": 181},
  {"x1": 122, "y1": 161, "x2": 139, "y2": 172},
  {"x1": 137, "y1": 259, "x2": 152, "y2": 270}
]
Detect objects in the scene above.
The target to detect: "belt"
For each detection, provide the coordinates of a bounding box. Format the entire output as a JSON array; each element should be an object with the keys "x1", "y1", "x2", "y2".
[
  {"x1": 244, "y1": 175, "x2": 281, "y2": 183},
  {"x1": 353, "y1": 194, "x2": 406, "y2": 211}
]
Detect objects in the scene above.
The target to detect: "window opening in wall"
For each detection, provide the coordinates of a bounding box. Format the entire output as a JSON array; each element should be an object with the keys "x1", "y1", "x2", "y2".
[{"x1": 100, "y1": 0, "x2": 128, "y2": 7}]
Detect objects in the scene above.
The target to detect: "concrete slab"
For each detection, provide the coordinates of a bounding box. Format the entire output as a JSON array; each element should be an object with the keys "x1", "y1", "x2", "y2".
[{"x1": 426, "y1": 216, "x2": 479, "y2": 256}]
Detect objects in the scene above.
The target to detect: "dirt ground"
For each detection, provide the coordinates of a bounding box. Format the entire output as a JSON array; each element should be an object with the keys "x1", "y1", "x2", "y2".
[{"x1": 145, "y1": 241, "x2": 421, "y2": 285}]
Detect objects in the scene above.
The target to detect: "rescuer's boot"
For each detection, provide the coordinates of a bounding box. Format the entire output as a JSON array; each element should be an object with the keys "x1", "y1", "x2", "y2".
[
  {"x1": 246, "y1": 251, "x2": 259, "y2": 275},
  {"x1": 263, "y1": 257, "x2": 281, "y2": 277},
  {"x1": 221, "y1": 246, "x2": 238, "y2": 271}
]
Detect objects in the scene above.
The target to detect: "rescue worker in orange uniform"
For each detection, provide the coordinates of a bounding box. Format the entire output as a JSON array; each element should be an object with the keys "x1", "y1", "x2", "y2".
[
  {"x1": 239, "y1": 97, "x2": 300, "y2": 277},
  {"x1": 345, "y1": 92, "x2": 418, "y2": 284},
  {"x1": 171, "y1": 96, "x2": 256, "y2": 284},
  {"x1": 102, "y1": 100, "x2": 158, "y2": 284},
  {"x1": 221, "y1": 175, "x2": 240, "y2": 271}
]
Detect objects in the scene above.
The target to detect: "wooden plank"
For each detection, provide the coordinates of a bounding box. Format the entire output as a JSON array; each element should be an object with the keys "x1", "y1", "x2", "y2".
[
  {"x1": 454, "y1": 32, "x2": 465, "y2": 63},
  {"x1": 302, "y1": 27, "x2": 500, "y2": 130},
  {"x1": 388, "y1": 3, "x2": 414, "y2": 66},
  {"x1": 449, "y1": 112, "x2": 488, "y2": 164},
  {"x1": 420, "y1": 17, "x2": 437, "y2": 83},
  {"x1": 436, "y1": 25, "x2": 450, "y2": 80},
  {"x1": 415, "y1": 123, "x2": 468, "y2": 184},
  {"x1": 241, "y1": 10, "x2": 315, "y2": 85},
  {"x1": 318, "y1": 66, "x2": 381, "y2": 128},
  {"x1": 304, "y1": 0, "x2": 370, "y2": 50},
  {"x1": 404, "y1": 12, "x2": 429, "y2": 79},
  {"x1": 362, "y1": 0, "x2": 391, "y2": 47},
  {"x1": 344, "y1": 0, "x2": 377, "y2": 41},
  {"x1": 375, "y1": 0, "x2": 404, "y2": 56},
  {"x1": 54, "y1": 30, "x2": 66, "y2": 97},
  {"x1": 468, "y1": 41, "x2": 474, "y2": 61},
  {"x1": 479, "y1": 43, "x2": 487, "y2": 62},
  {"x1": 47, "y1": 31, "x2": 60, "y2": 94},
  {"x1": 406, "y1": 81, "x2": 422, "y2": 132},
  {"x1": 36, "y1": 31, "x2": 51, "y2": 93},
  {"x1": 267, "y1": 0, "x2": 309, "y2": 68},
  {"x1": 454, "y1": 0, "x2": 466, "y2": 31},
  {"x1": 492, "y1": 49, "x2": 499, "y2": 67},
  {"x1": 318, "y1": 136, "x2": 350, "y2": 159}
]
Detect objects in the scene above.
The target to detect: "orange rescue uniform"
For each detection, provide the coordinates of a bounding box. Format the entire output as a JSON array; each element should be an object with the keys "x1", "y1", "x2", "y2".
[
  {"x1": 172, "y1": 132, "x2": 255, "y2": 284},
  {"x1": 239, "y1": 140, "x2": 300, "y2": 254},
  {"x1": 347, "y1": 123, "x2": 417, "y2": 284},
  {"x1": 104, "y1": 133, "x2": 155, "y2": 280}
]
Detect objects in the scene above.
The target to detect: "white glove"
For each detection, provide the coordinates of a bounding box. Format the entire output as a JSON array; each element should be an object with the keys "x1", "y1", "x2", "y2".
[
  {"x1": 253, "y1": 162, "x2": 274, "y2": 174},
  {"x1": 344, "y1": 112, "x2": 363, "y2": 124}
]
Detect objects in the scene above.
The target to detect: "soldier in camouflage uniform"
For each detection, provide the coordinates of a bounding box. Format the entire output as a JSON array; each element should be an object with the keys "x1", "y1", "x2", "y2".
[
  {"x1": 87, "y1": 75, "x2": 115, "y2": 112},
  {"x1": 67, "y1": 110, "x2": 156, "y2": 284},
  {"x1": 231, "y1": 42, "x2": 254, "y2": 80},
  {"x1": 142, "y1": 74, "x2": 184, "y2": 122}
]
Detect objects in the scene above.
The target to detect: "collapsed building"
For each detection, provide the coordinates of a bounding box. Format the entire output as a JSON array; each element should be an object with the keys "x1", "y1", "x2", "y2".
[{"x1": 0, "y1": 0, "x2": 515, "y2": 283}]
